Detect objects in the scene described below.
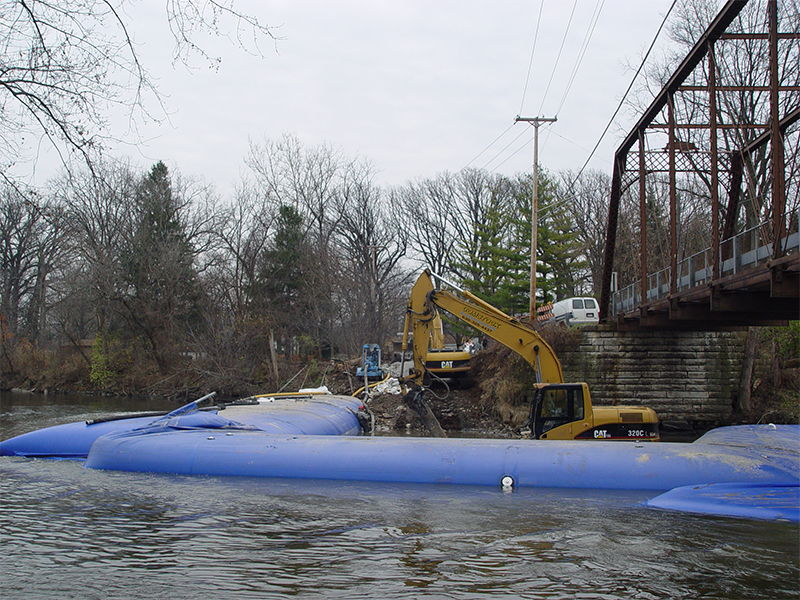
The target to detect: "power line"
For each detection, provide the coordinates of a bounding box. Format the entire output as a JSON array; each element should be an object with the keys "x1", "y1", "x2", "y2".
[
  {"x1": 569, "y1": 0, "x2": 678, "y2": 187},
  {"x1": 477, "y1": 0, "x2": 568, "y2": 177},
  {"x1": 555, "y1": 0, "x2": 606, "y2": 116},
  {"x1": 478, "y1": 127, "x2": 530, "y2": 171},
  {"x1": 469, "y1": 2, "x2": 673, "y2": 183},
  {"x1": 547, "y1": 128, "x2": 610, "y2": 166},
  {"x1": 537, "y1": 0, "x2": 579, "y2": 115},
  {"x1": 463, "y1": 123, "x2": 516, "y2": 169},
  {"x1": 488, "y1": 134, "x2": 532, "y2": 172}
]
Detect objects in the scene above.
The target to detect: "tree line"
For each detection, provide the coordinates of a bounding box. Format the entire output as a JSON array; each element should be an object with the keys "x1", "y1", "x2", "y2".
[
  {"x1": 0, "y1": 140, "x2": 556, "y2": 392},
  {"x1": 3, "y1": 128, "x2": 742, "y2": 396},
  {"x1": 1, "y1": 0, "x2": 796, "y2": 398}
]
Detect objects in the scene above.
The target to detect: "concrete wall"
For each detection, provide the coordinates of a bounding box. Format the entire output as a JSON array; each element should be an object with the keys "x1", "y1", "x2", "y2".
[{"x1": 555, "y1": 326, "x2": 746, "y2": 429}]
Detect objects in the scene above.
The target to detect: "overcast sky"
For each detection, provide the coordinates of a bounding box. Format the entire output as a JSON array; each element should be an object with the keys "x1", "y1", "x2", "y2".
[{"x1": 29, "y1": 0, "x2": 683, "y2": 196}]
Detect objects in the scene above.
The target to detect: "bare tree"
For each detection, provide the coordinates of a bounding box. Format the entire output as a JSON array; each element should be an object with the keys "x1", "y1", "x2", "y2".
[
  {"x1": 1, "y1": 0, "x2": 277, "y2": 185},
  {"x1": 396, "y1": 169, "x2": 514, "y2": 283},
  {"x1": 0, "y1": 184, "x2": 68, "y2": 343},
  {"x1": 0, "y1": 186, "x2": 41, "y2": 338},
  {"x1": 55, "y1": 158, "x2": 137, "y2": 344},
  {"x1": 187, "y1": 183, "x2": 282, "y2": 387},
  {"x1": 393, "y1": 176, "x2": 460, "y2": 277},
  {"x1": 334, "y1": 160, "x2": 409, "y2": 353},
  {"x1": 558, "y1": 169, "x2": 611, "y2": 295},
  {"x1": 209, "y1": 184, "x2": 277, "y2": 318}
]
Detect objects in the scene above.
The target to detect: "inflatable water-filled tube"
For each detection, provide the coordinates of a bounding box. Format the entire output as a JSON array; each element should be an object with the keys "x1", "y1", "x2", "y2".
[
  {"x1": 2, "y1": 393, "x2": 797, "y2": 522},
  {"x1": 0, "y1": 392, "x2": 366, "y2": 459}
]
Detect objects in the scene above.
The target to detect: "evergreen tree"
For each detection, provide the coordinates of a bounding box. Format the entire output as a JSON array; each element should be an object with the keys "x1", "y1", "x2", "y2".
[
  {"x1": 248, "y1": 204, "x2": 310, "y2": 354},
  {"x1": 513, "y1": 171, "x2": 586, "y2": 305},
  {"x1": 263, "y1": 204, "x2": 307, "y2": 321},
  {"x1": 452, "y1": 176, "x2": 529, "y2": 315},
  {"x1": 120, "y1": 161, "x2": 200, "y2": 373}
]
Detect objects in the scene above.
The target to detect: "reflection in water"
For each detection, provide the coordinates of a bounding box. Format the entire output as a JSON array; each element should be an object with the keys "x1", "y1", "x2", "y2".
[{"x1": 1, "y1": 392, "x2": 799, "y2": 599}]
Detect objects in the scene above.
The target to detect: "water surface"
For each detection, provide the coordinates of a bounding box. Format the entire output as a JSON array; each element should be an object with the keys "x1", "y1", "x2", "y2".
[{"x1": 1, "y1": 392, "x2": 798, "y2": 599}]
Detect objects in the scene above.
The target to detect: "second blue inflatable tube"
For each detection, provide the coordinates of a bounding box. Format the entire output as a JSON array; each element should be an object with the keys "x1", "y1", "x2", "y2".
[{"x1": 85, "y1": 425, "x2": 799, "y2": 491}]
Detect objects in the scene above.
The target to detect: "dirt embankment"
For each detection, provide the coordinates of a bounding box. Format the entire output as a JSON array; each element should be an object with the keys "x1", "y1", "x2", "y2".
[{"x1": 324, "y1": 345, "x2": 537, "y2": 438}]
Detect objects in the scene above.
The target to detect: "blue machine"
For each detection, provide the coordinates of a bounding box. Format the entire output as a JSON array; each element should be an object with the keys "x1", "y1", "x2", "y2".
[{"x1": 356, "y1": 343, "x2": 383, "y2": 379}]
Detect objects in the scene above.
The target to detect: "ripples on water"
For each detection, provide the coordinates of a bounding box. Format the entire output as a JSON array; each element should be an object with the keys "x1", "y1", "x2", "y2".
[{"x1": 1, "y1": 393, "x2": 799, "y2": 599}]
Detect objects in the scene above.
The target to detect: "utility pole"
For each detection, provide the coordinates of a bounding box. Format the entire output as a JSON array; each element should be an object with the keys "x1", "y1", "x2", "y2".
[{"x1": 515, "y1": 115, "x2": 556, "y2": 321}]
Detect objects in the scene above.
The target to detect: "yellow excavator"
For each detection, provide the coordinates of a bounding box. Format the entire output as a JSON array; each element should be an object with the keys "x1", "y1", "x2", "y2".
[
  {"x1": 399, "y1": 270, "x2": 659, "y2": 441},
  {"x1": 424, "y1": 312, "x2": 471, "y2": 380}
]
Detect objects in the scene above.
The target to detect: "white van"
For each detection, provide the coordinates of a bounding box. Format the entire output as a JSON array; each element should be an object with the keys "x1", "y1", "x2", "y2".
[{"x1": 551, "y1": 297, "x2": 599, "y2": 326}]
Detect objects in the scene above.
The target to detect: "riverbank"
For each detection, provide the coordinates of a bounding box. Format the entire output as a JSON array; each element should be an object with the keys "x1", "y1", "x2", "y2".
[{"x1": 3, "y1": 328, "x2": 797, "y2": 436}]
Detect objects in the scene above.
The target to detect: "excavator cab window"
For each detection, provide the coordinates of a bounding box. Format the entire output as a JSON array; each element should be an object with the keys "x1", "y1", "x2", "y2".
[{"x1": 533, "y1": 385, "x2": 584, "y2": 439}]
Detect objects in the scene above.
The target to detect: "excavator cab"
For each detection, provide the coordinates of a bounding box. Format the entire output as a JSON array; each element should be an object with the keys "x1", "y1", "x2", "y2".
[
  {"x1": 530, "y1": 382, "x2": 660, "y2": 441},
  {"x1": 531, "y1": 384, "x2": 590, "y2": 440}
]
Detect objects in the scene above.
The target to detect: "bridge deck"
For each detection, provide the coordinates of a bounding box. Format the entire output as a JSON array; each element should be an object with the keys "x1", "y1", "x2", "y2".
[{"x1": 612, "y1": 215, "x2": 799, "y2": 330}]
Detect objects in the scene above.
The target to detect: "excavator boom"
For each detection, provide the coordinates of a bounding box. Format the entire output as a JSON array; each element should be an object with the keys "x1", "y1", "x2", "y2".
[
  {"x1": 400, "y1": 269, "x2": 659, "y2": 442},
  {"x1": 403, "y1": 270, "x2": 563, "y2": 386}
]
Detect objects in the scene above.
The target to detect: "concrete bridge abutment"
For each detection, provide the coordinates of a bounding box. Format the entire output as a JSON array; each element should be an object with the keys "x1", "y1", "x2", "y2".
[{"x1": 555, "y1": 325, "x2": 745, "y2": 429}]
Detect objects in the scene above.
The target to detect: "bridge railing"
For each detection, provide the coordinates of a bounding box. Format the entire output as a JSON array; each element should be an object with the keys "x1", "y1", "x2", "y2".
[{"x1": 611, "y1": 209, "x2": 799, "y2": 316}]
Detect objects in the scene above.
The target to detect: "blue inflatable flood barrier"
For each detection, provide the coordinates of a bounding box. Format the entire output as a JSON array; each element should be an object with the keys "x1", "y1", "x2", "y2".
[
  {"x1": 81, "y1": 420, "x2": 799, "y2": 521},
  {"x1": 0, "y1": 393, "x2": 365, "y2": 459},
  {"x1": 647, "y1": 482, "x2": 800, "y2": 522},
  {"x1": 0, "y1": 414, "x2": 163, "y2": 459},
  {"x1": 2, "y1": 392, "x2": 797, "y2": 522},
  {"x1": 82, "y1": 423, "x2": 798, "y2": 491}
]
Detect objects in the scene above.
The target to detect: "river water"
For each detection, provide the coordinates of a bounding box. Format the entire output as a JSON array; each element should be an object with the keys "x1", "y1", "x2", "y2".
[{"x1": 1, "y1": 391, "x2": 798, "y2": 599}]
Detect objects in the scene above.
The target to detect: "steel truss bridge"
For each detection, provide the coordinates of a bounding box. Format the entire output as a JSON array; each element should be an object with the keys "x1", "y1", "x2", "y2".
[{"x1": 599, "y1": 0, "x2": 799, "y2": 331}]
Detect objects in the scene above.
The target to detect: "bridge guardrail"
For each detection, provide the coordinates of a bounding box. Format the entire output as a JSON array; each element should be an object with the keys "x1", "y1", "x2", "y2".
[{"x1": 612, "y1": 209, "x2": 799, "y2": 316}]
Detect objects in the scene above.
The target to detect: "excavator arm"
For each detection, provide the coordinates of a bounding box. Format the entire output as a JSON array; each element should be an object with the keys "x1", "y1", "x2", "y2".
[
  {"x1": 402, "y1": 269, "x2": 563, "y2": 387},
  {"x1": 399, "y1": 269, "x2": 659, "y2": 442}
]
